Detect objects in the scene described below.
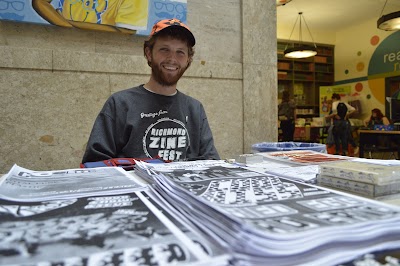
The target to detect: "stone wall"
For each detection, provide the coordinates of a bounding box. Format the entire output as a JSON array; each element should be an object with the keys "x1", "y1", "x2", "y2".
[{"x1": 0, "y1": 0, "x2": 277, "y2": 173}]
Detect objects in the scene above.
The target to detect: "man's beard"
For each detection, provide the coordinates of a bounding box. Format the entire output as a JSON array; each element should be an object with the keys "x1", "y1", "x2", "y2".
[{"x1": 151, "y1": 61, "x2": 187, "y2": 87}]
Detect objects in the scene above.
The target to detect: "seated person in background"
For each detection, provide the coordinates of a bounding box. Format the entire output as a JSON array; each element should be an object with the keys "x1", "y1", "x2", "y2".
[
  {"x1": 82, "y1": 19, "x2": 220, "y2": 163},
  {"x1": 325, "y1": 93, "x2": 356, "y2": 156},
  {"x1": 364, "y1": 108, "x2": 390, "y2": 129},
  {"x1": 278, "y1": 90, "x2": 296, "y2": 141},
  {"x1": 363, "y1": 108, "x2": 392, "y2": 149}
]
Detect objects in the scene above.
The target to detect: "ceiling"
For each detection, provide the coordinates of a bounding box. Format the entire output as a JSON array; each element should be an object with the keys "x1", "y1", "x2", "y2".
[{"x1": 277, "y1": 0, "x2": 400, "y2": 33}]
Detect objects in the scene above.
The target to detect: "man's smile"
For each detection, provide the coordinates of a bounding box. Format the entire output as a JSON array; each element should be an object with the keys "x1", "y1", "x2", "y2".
[{"x1": 162, "y1": 64, "x2": 179, "y2": 71}]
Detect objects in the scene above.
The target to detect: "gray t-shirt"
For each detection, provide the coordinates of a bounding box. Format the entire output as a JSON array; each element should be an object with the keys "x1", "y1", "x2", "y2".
[{"x1": 82, "y1": 85, "x2": 219, "y2": 163}]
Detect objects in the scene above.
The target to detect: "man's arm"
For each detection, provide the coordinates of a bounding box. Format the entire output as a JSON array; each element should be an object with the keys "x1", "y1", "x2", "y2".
[
  {"x1": 82, "y1": 112, "x2": 118, "y2": 163},
  {"x1": 345, "y1": 103, "x2": 356, "y2": 119},
  {"x1": 325, "y1": 101, "x2": 337, "y2": 120},
  {"x1": 325, "y1": 113, "x2": 336, "y2": 119},
  {"x1": 32, "y1": 0, "x2": 72, "y2": 27}
]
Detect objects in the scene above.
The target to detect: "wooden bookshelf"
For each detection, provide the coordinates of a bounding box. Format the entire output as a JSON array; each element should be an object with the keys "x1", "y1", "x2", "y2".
[{"x1": 278, "y1": 40, "x2": 335, "y2": 117}]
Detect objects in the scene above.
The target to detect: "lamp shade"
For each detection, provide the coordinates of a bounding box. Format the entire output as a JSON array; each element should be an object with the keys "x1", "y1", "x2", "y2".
[
  {"x1": 377, "y1": 11, "x2": 400, "y2": 31},
  {"x1": 284, "y1": 45, "x2": 317, "y2": 59},
  {"x1": 276, "y1": 0, "x2": 292, "y2": 6},
  {"x1": 283, "y1": 12, "x2": 317, "y2": 59}
]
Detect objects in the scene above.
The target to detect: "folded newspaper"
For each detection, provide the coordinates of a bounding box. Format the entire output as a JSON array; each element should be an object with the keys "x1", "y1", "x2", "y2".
[{"x1": 134, "y1": 159, "x2": 400, "y2": 266}]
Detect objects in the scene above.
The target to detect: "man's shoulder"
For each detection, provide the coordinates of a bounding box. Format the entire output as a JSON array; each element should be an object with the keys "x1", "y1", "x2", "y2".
[
  {"x1": 108, "y1": 85, "x2": 148, "y2": 102},
  {"x1": 112, "y1": 85, "x2": 143, "y2": 96},
  {"x1": 177, "y1": 90, "x2": 202, "y2": 106}
]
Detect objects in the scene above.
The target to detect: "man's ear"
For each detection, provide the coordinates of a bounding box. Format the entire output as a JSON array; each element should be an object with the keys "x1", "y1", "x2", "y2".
[
  {"x1": 145, "y1": 47, "x2": 152, "y2": 61},
  {"x1": 187, "y1": 56, "x2": 193, "y2": 68}
]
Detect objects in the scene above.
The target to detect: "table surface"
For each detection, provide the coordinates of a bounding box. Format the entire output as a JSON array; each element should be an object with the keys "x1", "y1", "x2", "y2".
[
  {"x1": 358, "y1": 130, "x2": 400, "y2": 158},
  {"x1": 358, "y1": 129, "x2": 400, "y2": 135},
  {"x1": 381, "y1": 197, "x2": 400, "y2": 206}
]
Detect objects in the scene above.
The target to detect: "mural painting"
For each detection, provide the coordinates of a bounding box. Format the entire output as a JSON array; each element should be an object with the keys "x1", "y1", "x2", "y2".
[{"x1": 0, "y1": 0, "x2": 188, "y2": 35}]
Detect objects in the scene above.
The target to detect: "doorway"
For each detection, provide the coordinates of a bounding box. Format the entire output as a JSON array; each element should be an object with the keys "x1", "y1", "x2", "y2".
[{"x1": 385, "y1": 76, "x2": 400, "y2": 122}]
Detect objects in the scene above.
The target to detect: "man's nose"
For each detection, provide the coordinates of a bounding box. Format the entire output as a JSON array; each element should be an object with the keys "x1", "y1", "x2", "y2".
[{"x1": 165, "y1": 50, "x2": 179, "y2": 60}]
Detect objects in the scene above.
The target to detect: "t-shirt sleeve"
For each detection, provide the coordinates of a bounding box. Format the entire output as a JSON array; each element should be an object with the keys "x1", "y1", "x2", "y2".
[
  {"x1": 331, "y1": 102, "x2": 338, "y2": 114},
  {"x1": 82, "y1": 101, "x2": 119, "y2": 163},
  {"x1": 198, "y1": 105, "x2": 220, "y2": 160}
]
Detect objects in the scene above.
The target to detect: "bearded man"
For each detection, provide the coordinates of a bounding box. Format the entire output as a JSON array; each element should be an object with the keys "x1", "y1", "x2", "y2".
[{"x1": 82, "y1": 19, "x2": 220, "y2": 163}]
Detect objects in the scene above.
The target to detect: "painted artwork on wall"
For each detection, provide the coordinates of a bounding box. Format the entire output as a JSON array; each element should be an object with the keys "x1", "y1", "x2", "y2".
[
  {"x1": 0, "y1": 0, "x2": 188, "y2": 35},
  {"x1": 319, "y1": 85, "x2": 351, "y2": 116},
  {"x1": 335, "y1": 30, "x2": 400, "y2": 119}
]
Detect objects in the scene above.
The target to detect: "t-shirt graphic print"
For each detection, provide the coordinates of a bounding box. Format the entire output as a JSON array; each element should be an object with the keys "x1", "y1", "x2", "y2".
[{"x1": 143, "y1": 117, "x2": 190, "y2": 161}]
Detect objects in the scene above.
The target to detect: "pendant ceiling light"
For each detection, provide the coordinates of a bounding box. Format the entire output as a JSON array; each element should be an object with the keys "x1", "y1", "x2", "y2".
[
  {"x1": 276, "y1": 0, "x2": 292, "y2": 6},
  {"x1": 377, "y1": 0, "x2": 400, "y2": 31},
  {"x1": 284, "y1": 12, "x2": 317, "y2": 59}
]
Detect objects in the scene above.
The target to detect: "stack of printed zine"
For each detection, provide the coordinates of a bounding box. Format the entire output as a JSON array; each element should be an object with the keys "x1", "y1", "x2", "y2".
[
  {"x1": 318, "y1": 159, "x2": 400, "y2": 198},
  {"x1": 134, "y1": 160, "x2": 400, "y2": 266},
  {"x1": 246, "y1": 150, "x2": 354, "y2": 184},
  {"x1": 0, "y1": 165, "x2": 230, "y2": 266}
]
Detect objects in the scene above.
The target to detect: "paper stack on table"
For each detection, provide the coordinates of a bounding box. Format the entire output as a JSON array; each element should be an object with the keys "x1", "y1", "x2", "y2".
[
  {"x1": 0, "y1": 164, "x2": 147, "y2": 201},
  {"x1": 236, "y1": 154, "x2": 263, "y2": 164},
  {"x1": 0, "y1": 164, "x2": 231, "y2": 266},
  {"x1": 246, "y1": 150, "x2": 354, "y2": 184},
  {"x1": 256, "y1": 150, "x2": 352, "y2": 166},
  {"x1": 318, "y1": 159, "x2": 400, "y2": 198},
  {"x1": 134, "y1": 160, "x2": 400, "y2": 266}
]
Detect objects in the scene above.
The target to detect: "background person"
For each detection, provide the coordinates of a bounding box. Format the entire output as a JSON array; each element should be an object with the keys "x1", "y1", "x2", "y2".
[
  {"x1": 363, "y1": 108, "x2": 392, "y2": 150},
  {"x1": 82, "y1": 18, "x2": 220, "y2": 163},
  {"x1": 278, "y1": 90, "x2": 296, "y2": 141},
  {"x1": 325, "y1": 93, "x2": 356, "y2": 156},
  {"x1": 364, "y1": 108, "x2": 390, "y2": 129}
]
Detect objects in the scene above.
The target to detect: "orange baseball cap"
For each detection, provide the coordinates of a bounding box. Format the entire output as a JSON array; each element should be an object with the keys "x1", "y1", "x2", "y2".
[{"x1": 150, "y1": 18, "x2": 196, "y2": 46}]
